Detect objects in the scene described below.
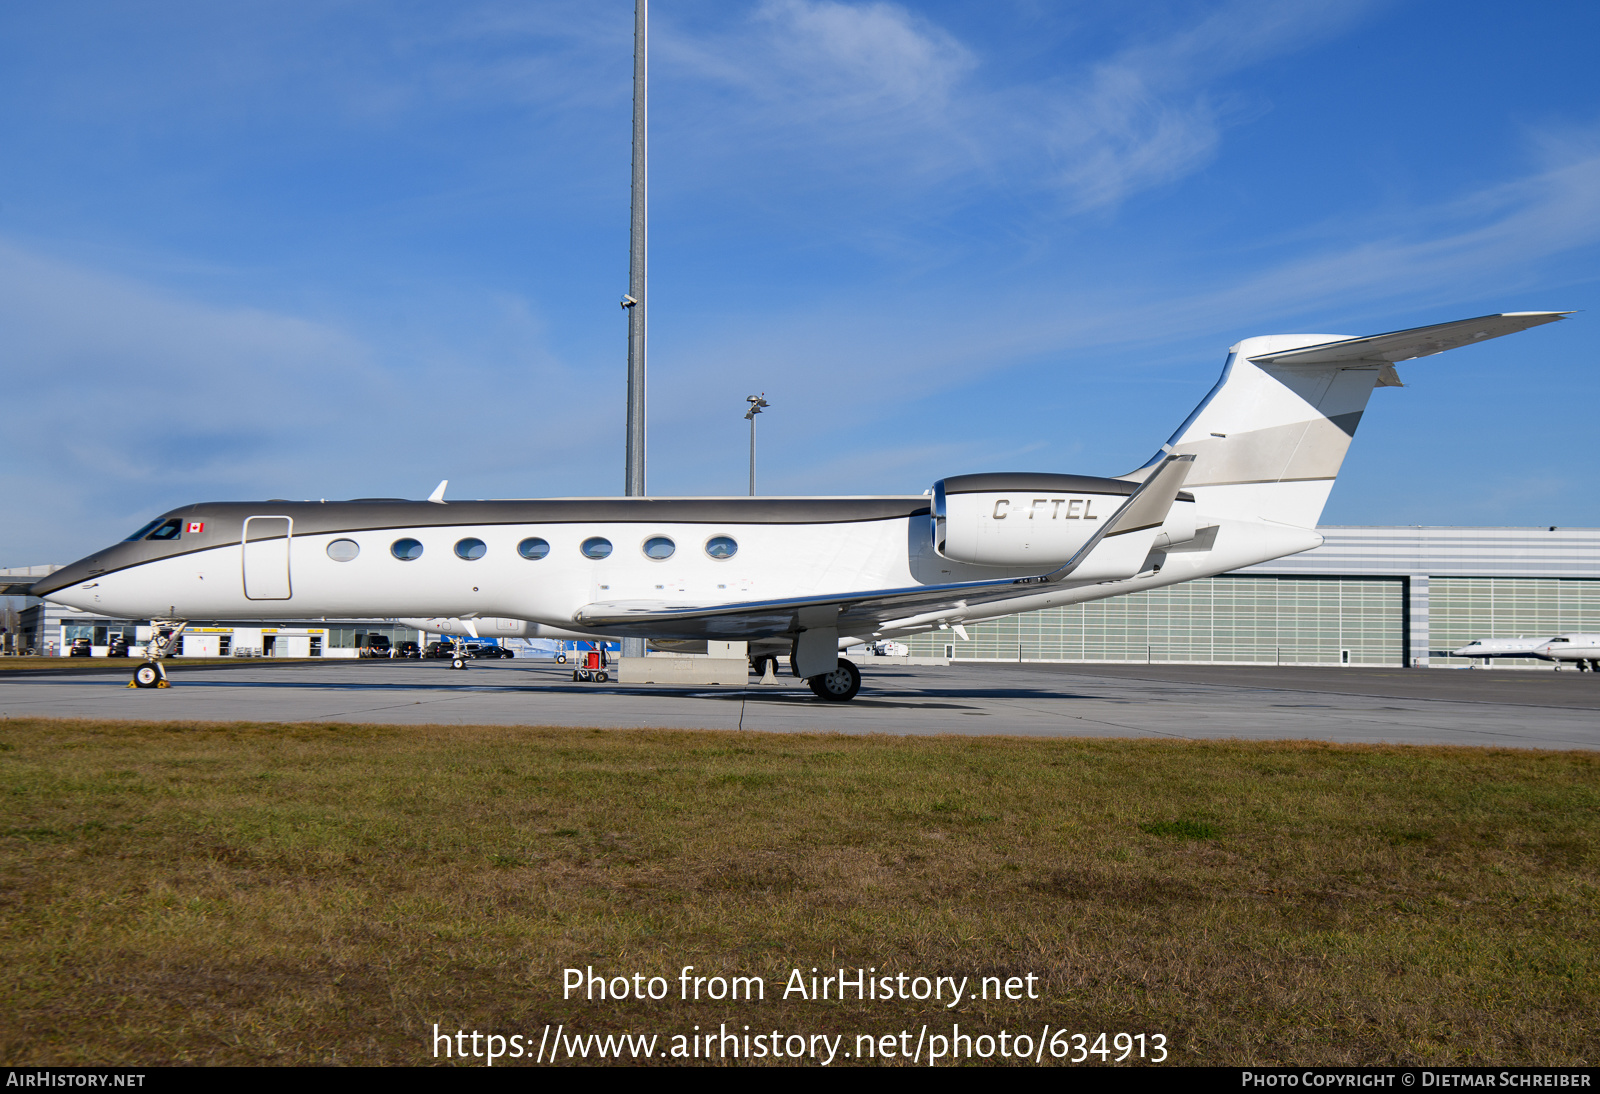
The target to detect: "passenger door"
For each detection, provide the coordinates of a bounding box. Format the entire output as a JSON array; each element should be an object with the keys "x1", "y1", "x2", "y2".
[{"x1": 242, "y1": 516, "x2": 293, "y2": 600}]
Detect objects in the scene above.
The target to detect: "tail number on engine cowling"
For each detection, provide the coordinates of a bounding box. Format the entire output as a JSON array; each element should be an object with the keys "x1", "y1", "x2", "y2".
[
  {"x1": 991, "y1": 497, "x2": 1099, "y2": 520},
  {"x1": 940, "y1": 491, "x2": 1124, "y2": 567}
]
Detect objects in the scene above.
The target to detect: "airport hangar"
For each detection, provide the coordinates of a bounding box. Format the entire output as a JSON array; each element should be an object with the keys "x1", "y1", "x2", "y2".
[
  {"x1": 6, "y1": 524, "x2": 1598, "y2": 670},
  {"x1": 900, "y1": 524, "x2": 1599, "y2": 670}
]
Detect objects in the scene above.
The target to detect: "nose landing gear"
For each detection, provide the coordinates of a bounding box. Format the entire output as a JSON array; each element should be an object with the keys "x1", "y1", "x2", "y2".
[
  {"x1": 131, "y1": 662, "x2": 166, "y2": 688},
  {"x1": 128, "y1": 619, "x2": 187, "y2": 689}
]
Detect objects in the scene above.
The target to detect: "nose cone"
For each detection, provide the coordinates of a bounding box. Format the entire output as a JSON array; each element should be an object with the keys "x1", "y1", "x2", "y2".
[
  {"x1": 1451, "y1": 644, "x2": 1479, "y2": 656},
  {"x1": 30, "y1": 552, "x2": 117, "y2": 599},
  {"x1": 31, "y1": 537, "x2": 168, "y2": 601}
]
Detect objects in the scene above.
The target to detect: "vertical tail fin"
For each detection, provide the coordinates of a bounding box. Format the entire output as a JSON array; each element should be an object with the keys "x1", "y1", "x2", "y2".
[{"x1": 1123, "y1": 312, "x2": 1568, "y2": 528}]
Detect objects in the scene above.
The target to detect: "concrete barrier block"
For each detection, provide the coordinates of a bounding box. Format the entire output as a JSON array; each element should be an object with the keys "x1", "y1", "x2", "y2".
[{"x1": 618, "y1": 657, "x2": 749, "y2": 685}]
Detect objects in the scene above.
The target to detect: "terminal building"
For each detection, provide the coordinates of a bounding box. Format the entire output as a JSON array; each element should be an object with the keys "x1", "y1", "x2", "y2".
[
  {"x1": 7, "y1": 525, "x2": 1598, "y2": 668},
  {"x1": 6, "y1": 597, "x2": 422, "y2": 659}
]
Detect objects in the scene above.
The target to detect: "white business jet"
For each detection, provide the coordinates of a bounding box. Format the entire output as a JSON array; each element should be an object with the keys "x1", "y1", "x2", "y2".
[
  {"x1": 1532, "y1": 635, "x2": 1600, "y2": 671},
  {"x1": 32, "y1": 311, "x2": 1567, "y2": 699},
  {"x1": 1450, "y1": 637, "x2": 1556, "y2": 662}
]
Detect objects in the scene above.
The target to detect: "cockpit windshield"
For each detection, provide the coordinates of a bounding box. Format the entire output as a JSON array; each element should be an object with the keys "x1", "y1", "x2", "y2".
[
  {"x1": 124, "y1": 519, "x2": 165, "y2": 542},
  {"x1": 144, "y1": 519, "x2": 183, "y2": 541}
]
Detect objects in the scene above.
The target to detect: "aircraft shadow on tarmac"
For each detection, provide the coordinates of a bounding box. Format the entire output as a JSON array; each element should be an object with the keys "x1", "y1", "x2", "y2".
[{"x1": 73, "y1": 673, "x2": 1100, "y2": 708}]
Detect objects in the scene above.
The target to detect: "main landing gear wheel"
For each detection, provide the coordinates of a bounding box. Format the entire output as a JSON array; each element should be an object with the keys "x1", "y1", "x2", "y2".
[
  {"x1": 132, "y1": 663, "x2": 163, "y2": 689},
  {"x1": 807, "y1": 659, "x2": 861, "y2": 702}
]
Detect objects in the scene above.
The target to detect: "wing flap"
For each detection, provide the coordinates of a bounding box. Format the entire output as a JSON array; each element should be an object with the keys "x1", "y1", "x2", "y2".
[
  {"x1": 573, "y1": 578, "x2": 1030, "y2": 638},
  {"x1": 1248, "y1": 312, "x2": 1569, "y2": 367}
]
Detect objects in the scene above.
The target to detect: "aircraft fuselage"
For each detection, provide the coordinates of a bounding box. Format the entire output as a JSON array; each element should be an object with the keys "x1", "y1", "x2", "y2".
[{"x1": 33, "y1": 491, "x2": 1305, "y2": 644}]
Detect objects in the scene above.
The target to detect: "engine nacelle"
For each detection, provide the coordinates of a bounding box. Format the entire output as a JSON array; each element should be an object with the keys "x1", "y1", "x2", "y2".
[{"x1": 932, "y1": 472, "x2": 1197, "y2": 568}]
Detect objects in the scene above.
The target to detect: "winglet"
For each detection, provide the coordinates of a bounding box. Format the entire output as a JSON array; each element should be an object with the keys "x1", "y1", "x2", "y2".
[
  {"x1": 428, "y1": 480, "x2": 448, "y2": 504},
  {"x1": 1051, "y1": 454, "x2": 1194, "y2": 583}
]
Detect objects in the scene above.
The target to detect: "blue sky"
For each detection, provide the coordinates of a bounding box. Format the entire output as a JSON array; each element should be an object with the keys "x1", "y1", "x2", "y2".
[{"x1": 3, "y1": 0, "x2": 1598, "y2": 566}]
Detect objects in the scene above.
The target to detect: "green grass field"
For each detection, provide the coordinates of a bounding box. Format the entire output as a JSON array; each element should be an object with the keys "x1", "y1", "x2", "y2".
[{"x1": 1, "y1": 718, "x2": 1595, "y2": 1066}]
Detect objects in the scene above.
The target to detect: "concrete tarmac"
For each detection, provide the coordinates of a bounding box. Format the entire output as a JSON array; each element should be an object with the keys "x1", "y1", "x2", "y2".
[{"x1": 1, "y1": 658, "x2": 1596, "y2": 749}]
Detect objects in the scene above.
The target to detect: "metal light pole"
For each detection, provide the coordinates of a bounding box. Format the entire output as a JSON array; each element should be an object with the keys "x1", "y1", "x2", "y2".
[
  {"x1": 622, "y1": 0, "x2": 647, "y2": 498},
  {"x1": 745, "y1": 394, "x2": 768, "y2": 496},
  {"x1": 620, "y1": 0, "x2": 648, "y2": 663}
]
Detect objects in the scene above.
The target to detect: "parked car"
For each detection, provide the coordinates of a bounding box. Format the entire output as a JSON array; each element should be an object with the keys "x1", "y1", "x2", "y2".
[
  {"x1": 423, "y1": 641, "x2": 455, "y2": 659},
  {"x1": 357, "y1": 635, "x2": 392, "y2": 658},
  {"x1": 107, "y1": 635, "x2": 131, "y2": 658},
  {"x1": 68, "y1": 637, "x2": 92, "y2": 657},
  {"x1": 466, "y1": 643, "x2": 514, "y2": 659},
  {"x1": 393, "y1": 641, "x2": 421, "y2": 659}
]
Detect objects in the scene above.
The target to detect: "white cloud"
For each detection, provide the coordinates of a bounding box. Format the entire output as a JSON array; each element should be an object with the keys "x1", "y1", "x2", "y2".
[
  {"x1": 1016, "y1": 0, "x2": 1381, "y2": 211},
  {"x1": 1170, "y1": 135, "x2": 1600, "y2": 326},
  {"x1": 747, "y1": 0, "x2": 975, "y2": 112},
  {"x1": 638, "y1": 125, "x2": 1600, "y2": 494},
  {"x1": 649, "y1": 0, "x2": 1379, "y2": 213},
  {"x1": 6, "y1": 2, "x2": 1378, "y2": 219},
  {"x1": 0, "y1": 241, "x2": 615, "y2": 559}
]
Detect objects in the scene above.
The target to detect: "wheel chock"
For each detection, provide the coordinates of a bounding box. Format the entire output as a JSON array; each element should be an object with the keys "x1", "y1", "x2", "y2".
[{"x1": 131, "y1": 662, "x2": 169, "y2": 689}]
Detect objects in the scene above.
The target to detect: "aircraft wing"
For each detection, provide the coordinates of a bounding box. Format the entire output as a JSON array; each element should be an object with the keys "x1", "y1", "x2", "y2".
[
  {"x1": 573, "y1": 455, "x2": 1194, "y2": 641},
  {"x1": 1247, "y1": 312, "x2": 1569, "y2": 366},
  {"x1": 575, "y1": 578, "x2": 1040, "y2": 640}
]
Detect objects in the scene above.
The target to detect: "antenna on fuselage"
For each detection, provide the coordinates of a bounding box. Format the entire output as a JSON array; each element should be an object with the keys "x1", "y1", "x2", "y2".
[{"x1": 428, "y1": 480, "x2": 448, "y2": 504}]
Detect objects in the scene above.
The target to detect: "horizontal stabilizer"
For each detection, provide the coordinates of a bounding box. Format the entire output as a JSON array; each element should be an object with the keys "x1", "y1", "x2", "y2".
[{"x1": 1248, "y1": 312, "x2": 1569, "y2": 367}]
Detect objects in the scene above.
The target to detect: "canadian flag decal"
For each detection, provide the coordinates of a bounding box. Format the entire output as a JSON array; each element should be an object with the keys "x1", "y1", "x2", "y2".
[{"x1": 186, "y1": 522, "x2": 205, "y2": 534}]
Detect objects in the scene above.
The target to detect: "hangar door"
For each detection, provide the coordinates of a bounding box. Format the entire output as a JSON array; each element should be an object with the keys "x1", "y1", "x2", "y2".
[{"x1": 242, "y1": 516, "x2": 293, "y2": 600}]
